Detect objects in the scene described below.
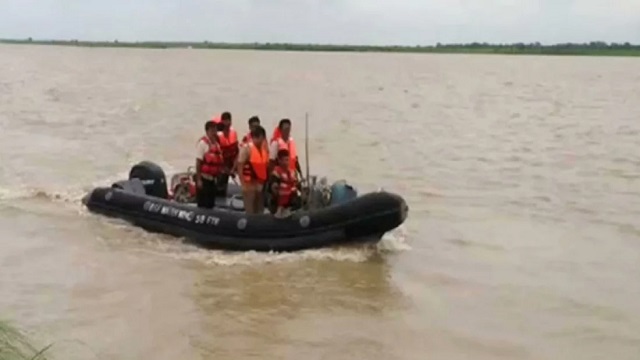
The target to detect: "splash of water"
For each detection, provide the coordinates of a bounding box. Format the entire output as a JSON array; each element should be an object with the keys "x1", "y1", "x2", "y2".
[{"x1": 97, "y1": 217, "x2": 411, "y2": 266}]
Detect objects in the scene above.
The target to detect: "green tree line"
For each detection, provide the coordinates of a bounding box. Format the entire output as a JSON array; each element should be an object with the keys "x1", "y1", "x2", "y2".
[{"x1": 1, "y1": 38, "x2": 639, "y2": 56}]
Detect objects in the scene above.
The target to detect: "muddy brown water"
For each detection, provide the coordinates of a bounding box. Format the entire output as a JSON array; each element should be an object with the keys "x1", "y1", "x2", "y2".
[{"x1": 1, "y1": 44, "x2": 639, "y2": 360}]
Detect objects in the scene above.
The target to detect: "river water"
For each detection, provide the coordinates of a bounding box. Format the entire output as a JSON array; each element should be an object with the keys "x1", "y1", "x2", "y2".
[{"x1": 1, "y1": 44, "x2": 639, "y2": 360}]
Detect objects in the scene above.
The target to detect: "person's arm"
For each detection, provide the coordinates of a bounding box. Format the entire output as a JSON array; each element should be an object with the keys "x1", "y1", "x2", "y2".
[
  {"x1": 236, "y1": 146, "x2": 249, "y2": 185},
  {"x1": 195, "y1": 159, "x2": 203, "y2": 188},
  {"x1": 268, "y1": 140, "x2": 278, "y2": 174},
  {"x1": 230, "y1": 143, "x2": 245, "y2": 175},
  {"x1": 195, "y1": 140, "x2": 208, "y2": 188},
  {"x1": 269, "y1": 170, "x2": 283, "y2": 198},
  {"x1": 230, "y1": 157, "x2": 238, "y2": 176},
  {"x1": 230, "y1": 143, "x2": 240, "y2": 176}
]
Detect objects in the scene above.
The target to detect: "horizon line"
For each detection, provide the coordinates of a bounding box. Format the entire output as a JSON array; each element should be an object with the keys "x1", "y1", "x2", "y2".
[{"x1": 1, "y1": 38, "x2": 639, "y2": 48}]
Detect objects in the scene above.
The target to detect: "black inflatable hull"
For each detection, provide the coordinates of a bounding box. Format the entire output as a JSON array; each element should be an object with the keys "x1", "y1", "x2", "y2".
[{"x1": 83, "y1": 186, "x2": 408, "y2": 252}]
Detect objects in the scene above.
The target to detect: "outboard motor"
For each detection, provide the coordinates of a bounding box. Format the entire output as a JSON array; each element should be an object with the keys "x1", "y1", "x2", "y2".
[
  {"x1": 329, "y1": 180, "x2": 358, "y2": 206},
  {"x1": 128, "y1": 161, "x2": 169, "y2": 199},
  {"x1": 111, "y1": 178, "x2": 147, "y2": 195}
]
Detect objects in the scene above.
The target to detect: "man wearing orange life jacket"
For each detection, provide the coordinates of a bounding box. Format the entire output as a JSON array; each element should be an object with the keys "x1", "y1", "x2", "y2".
[
  {"x1": 237, "y1": 125, "x2": 269, "y2": 214},
  {"x1": 195, "y1": 120, "x2": 225, "y2": 209},
  {"x1": 240, "y1": 116, "x2": 261, "y2": 146},
  {"x1": 231, "y1": 116, "x2": 261, "y2": 176},
  {"x1": 211, "y1": 115, "x2": 223, "y2": 131},
  {"x1": 269, "y1": 118, "x2": 302, "y2": 178},
  {"x1": 216, "y1": 111, "x2": 239, "y2": 196},
  {"x1": 269, "y1": 149, "x2": 300, "y2": 218}
]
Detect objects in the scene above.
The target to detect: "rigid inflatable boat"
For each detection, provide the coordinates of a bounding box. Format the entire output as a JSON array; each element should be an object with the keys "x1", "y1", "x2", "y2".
[{"x1": 82, "y1": 161, "x2": 408, "y2": 252}]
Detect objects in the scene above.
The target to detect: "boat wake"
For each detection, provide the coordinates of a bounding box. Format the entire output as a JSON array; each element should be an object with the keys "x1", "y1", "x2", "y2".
[
  {"x1": 131, "y1": 225, "x2": 411, "y2": 266},
  {"x1": 0, "y1": 159, "x2": 187, "y2": 204},
  {"x1": 0, "y1": 185, "x2": 86, "y2": 204},
  {"x1": 0, "y1": 168, "x2": 136, "y2": 204},
  {"x1": 93, "y1": 213, "x2": 411, "y2": 266}
]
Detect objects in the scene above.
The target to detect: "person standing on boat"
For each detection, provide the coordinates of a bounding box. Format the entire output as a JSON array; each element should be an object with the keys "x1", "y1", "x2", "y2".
[
  {"x1": 269, "y1": 149, "x2": 300, "y2": 218},
  {"x1": 195, "y1": 120, "x2": 224, "y2": 209},
  {"x1": 269, "y1": 119, "x2": 302, "y2": 178},
  {"x1": 241, "y1": 116, "x2": 261, "y2": 146},
  {"x1": 231, "y1": 116, "x2": 261, "y2": 176},
  {"x1": 238, "y1": 126, "x2": 269, "y2": 214},
  {"x1": 217, "y1": 111, "x2": 239, "y2": 196},
  {"x1": 211, "y1": 114, "x2": 224, "y2": 131}
]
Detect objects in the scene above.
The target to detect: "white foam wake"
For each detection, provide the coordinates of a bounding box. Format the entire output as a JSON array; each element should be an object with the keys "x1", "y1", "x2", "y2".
[
  {"x1": 0, "y1": 161, "x2": 183, "y2": 205},
  {"x1": 122, "y1": 224, "x2": 412, "y2": 266}
]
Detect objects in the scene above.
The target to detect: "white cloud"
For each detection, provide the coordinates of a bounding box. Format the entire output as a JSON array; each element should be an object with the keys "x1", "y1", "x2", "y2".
[{"x1": 0, "y1": 0, "x2": 637, "y2": 44}]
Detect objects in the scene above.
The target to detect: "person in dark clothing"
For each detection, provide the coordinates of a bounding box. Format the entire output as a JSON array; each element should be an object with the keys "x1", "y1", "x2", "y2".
[
  {"x1": 215, "y1": 111, "x2": 238, "y2": 197},
  {"x1": 195, "y1": 120, "x2": 224, "y2": 208}
]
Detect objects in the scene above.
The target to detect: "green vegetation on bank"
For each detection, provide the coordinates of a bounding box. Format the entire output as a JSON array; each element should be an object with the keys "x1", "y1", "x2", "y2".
[
  {"x1": 1, "y1": 38, "x2": 640, "y2": 56},
  {"x1": 0, "y1": 320, "x2": 51, "y2": 360}
]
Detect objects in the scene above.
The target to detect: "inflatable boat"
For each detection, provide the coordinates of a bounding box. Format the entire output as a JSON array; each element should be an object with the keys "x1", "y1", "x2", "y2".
[{"x1": 82, "y1": 161, "x2": 408, "y2": 252}]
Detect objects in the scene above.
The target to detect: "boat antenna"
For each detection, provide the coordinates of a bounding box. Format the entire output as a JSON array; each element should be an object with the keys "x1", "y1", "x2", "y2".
[{"x1": 304, "y1": 112, "x2": 311, "y2": 209}]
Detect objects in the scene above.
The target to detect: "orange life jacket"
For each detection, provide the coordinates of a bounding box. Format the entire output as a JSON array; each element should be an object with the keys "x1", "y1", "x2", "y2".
[
  {"x1": 271, "y1": 127, "x2": 282, "y2": 142},
  {"x1": 199, "y1": 136, "x2": 224, "y2": 177},
  {"x1": 274, "y1": 137, "x2": 298, "y2": 172},
  {"x1": 242, "y1": 143, "x2": 268, "y2": 184},
  {"x1": 273, "y1": 165, "x2": 297, "y2": 207},
  {"x1": 217, "y1": 128, "x2": 239, "y2": 166}
]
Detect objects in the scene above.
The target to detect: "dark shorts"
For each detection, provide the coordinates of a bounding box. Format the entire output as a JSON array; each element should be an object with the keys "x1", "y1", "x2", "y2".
[
  {"x1": 216, "y1": 173, "x2": 230, "y2": 196},
  {"x1": 196, "y1": 178, "x2": 217, "y2": 209}
]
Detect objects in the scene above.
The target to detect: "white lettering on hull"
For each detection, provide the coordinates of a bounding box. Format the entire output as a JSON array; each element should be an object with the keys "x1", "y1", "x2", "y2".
[{"x1": 142, "y1": 201, "x2": 219, "y2": 226}]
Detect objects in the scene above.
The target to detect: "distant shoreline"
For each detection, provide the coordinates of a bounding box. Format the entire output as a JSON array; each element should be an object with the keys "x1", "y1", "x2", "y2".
[{"x1": 2, "y1": 38, "x2": 640, "y2": 57}]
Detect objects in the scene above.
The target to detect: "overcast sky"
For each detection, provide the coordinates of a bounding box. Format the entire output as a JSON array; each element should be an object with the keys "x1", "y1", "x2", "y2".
[{"x1": 1, "y1": 0, "x2": 639, "y2": 45}]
